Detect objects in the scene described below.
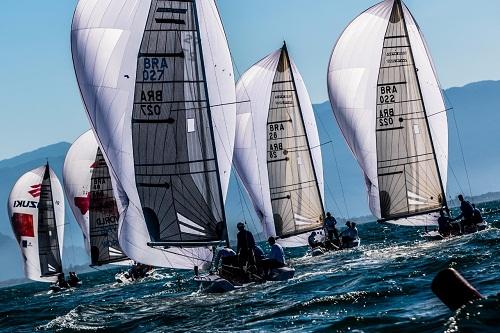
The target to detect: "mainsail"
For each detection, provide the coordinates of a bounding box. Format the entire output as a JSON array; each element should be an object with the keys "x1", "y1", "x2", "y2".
[
  {"x1": 63, "y1": 130, "x2": 128, "y2": 266},
  {"x1": 328, "y1": 0, "x2": 448, "y2": 226},
  {"x1": 38, "y1": 165, "x2": 63, "y2": 277},
  {"x1": 7, "y1": 165, "x2": 65, "y2": 283},
  {"x1": 235, "y1": 44, "x2": 325, "y2": 247},
  {"x1": 72, "y1": 0, "x2": 236, "y2": 268}
]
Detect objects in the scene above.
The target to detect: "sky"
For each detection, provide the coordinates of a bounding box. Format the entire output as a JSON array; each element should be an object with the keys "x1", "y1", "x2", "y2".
[{"x1": 0, "y1": 0, "x2": 499, "y2": 160}]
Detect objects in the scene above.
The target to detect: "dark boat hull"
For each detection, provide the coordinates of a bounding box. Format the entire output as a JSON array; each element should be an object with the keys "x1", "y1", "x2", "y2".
[{"x1": 194, "y1": 266, "x2": 295, "y2": 293}]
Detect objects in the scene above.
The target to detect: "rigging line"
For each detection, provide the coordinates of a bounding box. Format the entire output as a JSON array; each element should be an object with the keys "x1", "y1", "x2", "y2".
[
  {"x1": 314, "y1": 111, "x2": 349, "y2": 218},
  {"x1": 196, "y1": 3, "x2": 243, "y2": 226},
  {"x1": 427, "y1": 107, "x2": 454, "y2": 118},
  {"x1": 197, "y1": 4, "x2": 260, "y2": 242},
  {"x1": 223, "y1": 32, "x2": 270, "y2": 231},
  {"x1": 442, "y1": 89, "x2": 473, "y2": 200},
  {"x1": 329, "y1": 142, "x2": 350, "y2": 218}
]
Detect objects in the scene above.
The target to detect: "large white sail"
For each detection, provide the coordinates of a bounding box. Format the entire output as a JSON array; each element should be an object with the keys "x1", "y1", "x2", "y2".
[
  {"x1": 63, "y1": 130, "x2": 128, "y2": 266},
  {"x1": 327, "y1": 0, "x2": 448, "y2": 226},
  {"x1": 7, "y1": 165, "x2": 65, "y2": 283},
  {"x1": 71, "y1": 0, "x2": 236, "y2": 269},
  {"x1": 235, "y1": 45, "x2": 325, "y2": 247}
]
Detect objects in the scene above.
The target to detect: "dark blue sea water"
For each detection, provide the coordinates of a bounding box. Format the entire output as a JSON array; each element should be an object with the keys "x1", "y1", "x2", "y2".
[{"x1": 1, "y1": 202, "x2": 500, "y2": 333}]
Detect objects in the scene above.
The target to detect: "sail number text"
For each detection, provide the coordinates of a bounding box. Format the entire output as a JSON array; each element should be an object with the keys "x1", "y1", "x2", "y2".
[
  {"x1": 378, "y1": 85, "x2": 399, "y2": 127},
  {"x1": 142, "y1": 57, "x2": 168, "y2": 81},
  {"x1": 139, "y1": 90, "x2": 163, "y2": 116},
  {"x1": 268, "y1": 123, "x2": 285, "y2": 159}
]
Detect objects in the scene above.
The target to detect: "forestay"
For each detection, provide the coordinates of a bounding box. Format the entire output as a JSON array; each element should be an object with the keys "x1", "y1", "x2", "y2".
[
  {"x1": 327, "y1": 0, "x2": 448, "y2": 226},
  {"x1": 235, "y1": 45, "x2": 325, "y2": 247},
  {"x1": 63, "y1": 130, "x2": 128, "y2": 266},
  {"x1": 72, "y1": 0, "x2": 236, "y2": 268},
  {"x1": 7, "y1": 165, "x2": 65, "y2": 283}
]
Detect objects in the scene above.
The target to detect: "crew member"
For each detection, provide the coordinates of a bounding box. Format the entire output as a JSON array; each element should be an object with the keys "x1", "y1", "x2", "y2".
[
  {"x1": 67, "y1": 272, "x2": 80, "y2": 288},
  {"x1": 55, "y1": 273, "x2": 69, "y2": 289},
  {"x1": 214, "y1": 246, "x2": 237, "y2": 269},
  {"x1": 323, "y1": 212, "x2": 339, "y2": 241},
  {"x1": 437, "y1": 208, "x2": 452, "y2": 237},
  {"x1": 308, "y1": 231, "x2": 321, "y2": 249},
  {"x1": 261, "y1": 237, "x2": 286, "y2": 277},
  {"x1": 236, "y1": 222, "x2": 256, "y2": 267},
  {"x1": 340, "y1": 221, "x2": 357, "y2": 246},
  {"x1": 453, "y1": 194, "x2": 474, "y2": 227},
  {"x1": 472, "y1": 204, "x2": 484, "y2": 224}
]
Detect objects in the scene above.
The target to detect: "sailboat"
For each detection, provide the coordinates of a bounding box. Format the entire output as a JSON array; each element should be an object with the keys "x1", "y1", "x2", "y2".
[
  {"x1": 328, "y1": 0, "x2": 450, "y2": 228},
  {"x1": 71, "y1": 0, "x2": 251, "y2": 290},
  {"x1": 234, "y1": 43, "x2": 327, "y2": 248},
  {"x1": 7, "y1": 164, "x2": 66, "y2": 290},
  {"x1": 63, "y1": 130, "x2": 130, "y2": 267}
]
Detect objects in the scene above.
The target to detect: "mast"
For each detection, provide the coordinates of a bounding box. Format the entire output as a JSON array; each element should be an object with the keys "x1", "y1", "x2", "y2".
[
  {"x1": 192, "y1": 0, "x2": 229, "y2": 247},
  {"x1": 397, "y1": 0, "x2": 448, "y2": 212},
  {"x1": 375, "y1": 0, "x2": 447, "y2": 221},
  {"x1": 282, "y1": 42, "x2": 326, "y2": 220}
]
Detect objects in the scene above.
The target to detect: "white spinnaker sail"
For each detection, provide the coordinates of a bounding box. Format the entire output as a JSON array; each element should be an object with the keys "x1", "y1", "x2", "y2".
[
  {"x1": 63, "y1": 131, "x2": 95, "y2": 255},
  {"x1": 7, "y1": 166, "x2": 65, "y2": 283},
  {"x1": 235, "y1": 46, "x2": 325, "y2": 247},
  {"x1": 71, "y1": 0, "x2": 236, "y2": 269},
  {"x1": 327, "y1": 0, "x2": 448, "y2": 226}
]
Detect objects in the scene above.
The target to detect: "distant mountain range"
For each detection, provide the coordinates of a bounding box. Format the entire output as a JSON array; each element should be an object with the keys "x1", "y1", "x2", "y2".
[{"x1": 1, "y1": 80, "x2": 499, "y2": 283}]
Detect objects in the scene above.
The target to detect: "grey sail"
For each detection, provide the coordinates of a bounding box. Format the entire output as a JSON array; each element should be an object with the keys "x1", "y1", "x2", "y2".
[
  {"x1": 267, "y1": 46, "x2": 324, "y2": 238},
  {"x1": 376, "y1": 0, "x2": 446, "y2": 220},
  {"x1": 89, "y1": 148, "x2": 128, "y2": 266},
  {"x1": 132, "y1": 0, "x2": 225, "y2": 246},
  {"x1": 38, "y1": 165, "x2": 63, "y2": 277}
]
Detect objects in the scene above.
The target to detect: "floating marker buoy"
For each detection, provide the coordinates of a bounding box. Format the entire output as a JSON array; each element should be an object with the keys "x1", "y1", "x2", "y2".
[{"x1": 431, "y1": 268, "x2": 483, "y2": 311}]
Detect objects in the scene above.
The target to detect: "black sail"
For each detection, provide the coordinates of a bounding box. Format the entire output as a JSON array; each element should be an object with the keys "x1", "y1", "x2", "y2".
[
  {"x1": 132, "y1": 0, "x2": 225, "y2": 246},
  {"x1": 266, "y1": 46, "x2": 324, "y2": 238},
  {"x1": 89, "y1": 148, "x2": 128, "y2": 265},
  {"x1": 375, "y1": 0, "x2": 446, "y2": 220},
  {"x1": 38, "y1": 165, "x2": 63, "y2": 277}
]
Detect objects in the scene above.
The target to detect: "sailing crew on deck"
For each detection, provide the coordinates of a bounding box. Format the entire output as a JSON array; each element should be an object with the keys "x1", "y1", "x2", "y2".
[
  {"x1": 472, "y1": 204, "x2": 484, "y2": 224},
  {"x1": 340, "y1": 221, "x2": 358, "y2": 246},
  {"x1": 437, "y1": 208, "x2": 452, "y2": 236},
  {"x1": 67, "y1": 272, "x2": 80, "y2": 288},
  {"x1": 261, "y1": 236, "x2": 286, "y2": 277},
  {"x1": 323, "y1": 212, "x2": 339, "y2": 242},
  {"x1": 55, "y1": 273, "x2": 69, "y2": 289},
  {"x1": 214, "y1": 246, "x2": 237, "y2": 269},
  {"x1": 453, "y1": 195, "x2": 474, "y2": 228},
  {"x1": 236, "y1": 222, "x2": 256, "y2": 267},
  {"x1": 308, "y1": 231, "x2": 322, "y2": 249}
]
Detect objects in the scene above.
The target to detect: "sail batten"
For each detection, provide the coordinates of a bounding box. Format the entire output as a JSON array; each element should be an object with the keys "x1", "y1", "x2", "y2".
[
  {"x1": 38, "y1": 166, "x2": 63, "y2": 277},
  {"x1": 72, "y1": 0, "x2": 236, "y2": 268},
  {"x1": 267, "y1": 47, "x2": 324, "y2": 238},
  {"x1": 89, "y1": 147, "x2": 128, "y2": 265},
  {"x1": 64, "y1": 131, "x2": 129, "y2": 266},
  {"x1": 375, "y1": 0, "x2": 445, "y2": 219},
  {"x1": 328, "y1": 0, "x2": 448, "y2": 227},
  {"x1": 8, "y1": 166, "x2": 65, "y2": 283},
  {"x1": 132, "y1": 0, "x2": 225, "y2": 246},
  {"x1": 234, "y1": 45, "x2": 325, "y2": 246}
]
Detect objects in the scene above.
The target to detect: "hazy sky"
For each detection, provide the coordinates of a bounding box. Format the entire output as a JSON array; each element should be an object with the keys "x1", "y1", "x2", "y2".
[{"x1": 0, "y1": 0, "x2": 499, "y2": 160}]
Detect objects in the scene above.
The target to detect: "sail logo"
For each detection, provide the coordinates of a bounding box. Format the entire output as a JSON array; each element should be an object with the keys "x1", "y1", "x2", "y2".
[
  {"x1": 11, "y1": 213, "x2": 35, "y2": 241},
  {"x1": 74, "y1": 193, "x2": 90, "y2": 215},
  {"x1": 90, "y1": 158, "x2": 107, "y2": 169},
  {"x1": 28, "y1": 184, "x2": 42, "y2": 198},
  {"x1": 13, "y1": 201, "x2": 38, "y2": 209}
]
